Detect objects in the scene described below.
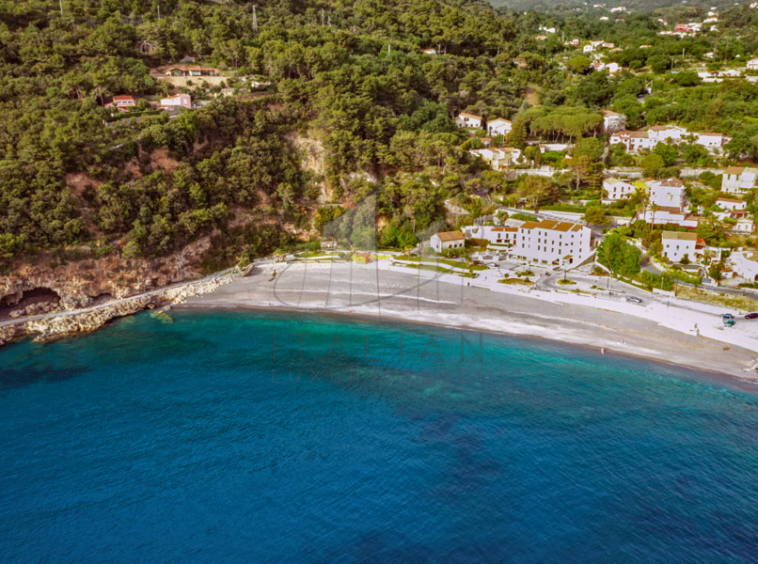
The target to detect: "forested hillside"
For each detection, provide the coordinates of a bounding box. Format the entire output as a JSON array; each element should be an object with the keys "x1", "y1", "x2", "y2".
[
  {"x1": 5, "y1": 0, "x2": 758, "y2": 277},
  {"x1": 0, "y1": 0, "x2": 537, "y2": 270}
]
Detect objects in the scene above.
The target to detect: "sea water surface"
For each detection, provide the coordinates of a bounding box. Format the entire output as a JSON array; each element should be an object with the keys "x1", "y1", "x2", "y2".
[{"x1": 1, "y1": 310, "x2": 758, "y2": 563}]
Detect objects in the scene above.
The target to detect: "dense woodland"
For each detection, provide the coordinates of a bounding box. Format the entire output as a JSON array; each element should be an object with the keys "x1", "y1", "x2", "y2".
[{"x1": 3, "y1": 0, "x2": 758, "y2": 271}]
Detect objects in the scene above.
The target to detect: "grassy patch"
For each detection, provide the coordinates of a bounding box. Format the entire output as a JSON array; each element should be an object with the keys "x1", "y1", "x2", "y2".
[
  {"x1": 676, "y1": 286, "x2": 758, "y2": 312},
  {"x1": 398, "y1": 263, "x2": 475, "y2": 277},
  {"x1": 556, "y1": 278, "x2": 576, "y2": 285},
  {"x1": 499, "y1": 278, "x2": 533, "y2": 286},
  {"x1": 517, "y1": 270, "x2": 534, "y2": 277}
]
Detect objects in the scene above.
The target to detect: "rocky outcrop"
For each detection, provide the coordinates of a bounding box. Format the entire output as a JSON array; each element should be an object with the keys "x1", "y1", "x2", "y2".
[
  {"x1": 0, "y1": 266, "x2": 251, "y2": 346},
  {"x1": 0, "y1": 236, "x2": 214, "y2": 317}
]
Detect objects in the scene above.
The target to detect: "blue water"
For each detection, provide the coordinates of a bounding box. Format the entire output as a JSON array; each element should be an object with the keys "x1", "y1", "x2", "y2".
[{"x1": 1, "y1": 311, "x2": 758, "y2": 563}]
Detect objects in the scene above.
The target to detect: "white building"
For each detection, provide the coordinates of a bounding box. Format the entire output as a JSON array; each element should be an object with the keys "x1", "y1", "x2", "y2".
[
  {"x1": 649, "y1": 178, "x2": 685, "y2": 208},
  {"x1": 602, "y1": 178, "x2": 636, "y2": 202},
  {"x1": 601, "y1": 110, "x2": 626, "y2": 134},
  {"x1": 513, "y1": 219, "x2": 592, "y2": 267},
  {"x1": 695, "y1": 132, "x2": 730, "y2": 153},
  {"x1": 715, "y1": 197, "x2": 746, "y2": 212},
  {"x1": 610, "y1": 125, "x2": 729, "y2": 155},
  {"x1": 732, "y1": 217, "x2": 755, "y2": 234},
  {"x1": 470, "y1": 147, "x2": 523, "y2": 169},
  {"x1": 160, "y1": 93, "x2": 192, "y2": 110},
  {"x1": 747, "y1": 58, "x2": 758, "y2": 70},
  {"x1": 464, "y1": 225, "x2": 519, "y2": 247},
  {"x1": 455, "y1": 112, "x2": 484, "y2": 130},
  {"x1": 731, "y1": 251, "x2": 758, "y2": 281},
  {"x1": 722, "y1": 167, "x2": 758, "y2": 194},
  {"x1": 486, "y1": 118, "x2": 513, "y2": 137},
  {"x1": 661, "y1": 231, "x2": 697, "y2": 263},
  {"x1": 430, "y1": 231, "x2": 465, "y2": 253}
]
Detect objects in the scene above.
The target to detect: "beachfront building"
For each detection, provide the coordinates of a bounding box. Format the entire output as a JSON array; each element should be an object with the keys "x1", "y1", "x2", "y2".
[
  {"x1": 456, "y1": 112, "x2": 484, "y2": 130},
  {"x1": 486, "y1": 118, "x2": 512, "y2": 137},
  {"x1": 513, "y1": 220, "x2": 592, "y2": 268},
  {"x1": 661, "y1": 231, "x2": 697, "y2": 263},
  {"x1": 722, "y1": 167, "x2": 758, "y2": 194},
  {"x1": 464, "y1": 225, "x2": 518, "y2": 247},
  {"x1": 731, "y1": 251, "x2": 758, "y2": 280},
  {"x1": 602, "y1": 177, "x2": 636, "y2": 202},
  {"x1": 431, "y1": 231, "x2": 465, "y2": 253},
  {"x1": 601, "y1": 110, "x2": 626, "y2": 134}
]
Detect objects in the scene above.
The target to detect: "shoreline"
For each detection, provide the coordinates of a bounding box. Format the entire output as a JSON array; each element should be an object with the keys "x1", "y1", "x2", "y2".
[
  {"x1": 175, "y1": 261, "x2": 758, "y2": 390},
  {"x1": 175, "y1": 301, "x2": 758, "y2": 393}
]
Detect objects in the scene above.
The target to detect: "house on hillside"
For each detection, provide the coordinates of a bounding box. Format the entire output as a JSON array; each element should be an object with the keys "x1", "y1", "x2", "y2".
[
  {"x1": 160, "y1": 93, "x2": 192, "y2": 110},
  {"x1": 600, "y1": 110, "x2": 626, "y2": 134},
  {"x1": 164, "y1": 67, "x2": 220, "y2": 77},
  {"x1": 722, "y1": 167, "x2": 758, "y2": 194},
  {"x1": 715, "y1": 197, "x2": 746, "y2": 212},
  {"x1": 486, "y1": 118, "x2": 512, "y2": 137},
  {"x1": 731, "y1": 251, "x2": 758, "y2": 280},
  {"x1": 610, "y1": 125, "x2": 729, "y2": 154},
  {"x1": 602, "y1": 177, "x2": 636, "y2": 202},
  {"x1": 104, "y1": 95, "x2": 137, "y2": 112},
  {"x1": 748, "y1": 58, "x2": 758, "y2": 70},
  {"x1": 662, "y1": 231, "x2": 697, "y2": 263},
  {"x1": 431, "y1": 231, "x2": 466, "y2": 253},
  {"x1": 456, "y1": 112, "x2": 484, "y2": 130}
]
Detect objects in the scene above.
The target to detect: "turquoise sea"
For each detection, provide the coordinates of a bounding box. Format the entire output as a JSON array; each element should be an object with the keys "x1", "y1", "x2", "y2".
[{"x1": 1, "y1": 310, "x2": 758, "y2": 563}]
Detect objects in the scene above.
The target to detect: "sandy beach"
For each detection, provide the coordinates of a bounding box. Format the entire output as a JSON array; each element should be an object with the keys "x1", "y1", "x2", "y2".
[{"x1": 176, "y1": 260, "x2": 758, "y2": 388}]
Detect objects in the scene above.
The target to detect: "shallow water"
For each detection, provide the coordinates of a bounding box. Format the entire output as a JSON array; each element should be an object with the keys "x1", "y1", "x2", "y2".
[{"x1": 1, "y1": 310, "x2": 757, "y2": 563}]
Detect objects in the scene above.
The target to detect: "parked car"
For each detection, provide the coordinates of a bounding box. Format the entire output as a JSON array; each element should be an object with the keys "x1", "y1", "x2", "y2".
[
  {"x1": 626, "y1": 296, "x2": 643, "y2": 304},
  {"x1": 722, "y1": 313, "x2": 735, "y2": 320},
  {"x1": 745, "y1": 313, "x2": 758, "y2": 319}
]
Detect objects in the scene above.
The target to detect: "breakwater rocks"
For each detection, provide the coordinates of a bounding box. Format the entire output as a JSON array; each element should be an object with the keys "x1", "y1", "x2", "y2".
[{"x1": 0, "y1": 267, "x2": 250, "y2": 347}]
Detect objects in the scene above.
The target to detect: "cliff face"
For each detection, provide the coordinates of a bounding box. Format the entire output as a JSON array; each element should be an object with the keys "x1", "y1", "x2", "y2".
[{"x1": 0, "y1": 236, "x2": 213, "y2": 319}]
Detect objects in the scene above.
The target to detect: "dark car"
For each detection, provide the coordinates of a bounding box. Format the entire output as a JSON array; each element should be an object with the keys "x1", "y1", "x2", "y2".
[
  {"x1": 746, "y1": 313, "x2": 758, "y2": 319},
  {"x1": 722, "y1": 313, "x2": 735, "y2": 320}
]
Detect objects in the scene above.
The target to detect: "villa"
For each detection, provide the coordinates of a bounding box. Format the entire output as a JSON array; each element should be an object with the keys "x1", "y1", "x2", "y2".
[
  {"x1": 722, "y1": 167, "x2": 757, "y2": 194},
  {"x1": 602, "y1": 178, "x2": 636, "y2": 202},
  {"x1": 456, "y1": 112, "x2": 484, "y2": 130},
  {"x1": 610, "y1": 125, "x2": 730, "y2": 155},
  {"x1": 486, "y1": 118, "x2": 513, "y2": 137},
  {"x1": 104, "y1": 95, "x2": 137, "y2": 112},
  {"x1": 601, "y1": 110, "x2": 627, "y2": 134},
  {"x1": 661, "y1": 231, "x2": 697, "y2": 263},
  {"x1": 513, "y1": 220, "x2": 592, "y2": 267},
  {"x1": 715, "y1": 197, "x2": 746, "y2": 212},
  {"x1": 747, "y1": 58, "x2": 758, "y2": 71},
  {"x1": 731, "y1": 251, "x2": 758, "y2": 280},
  {"x1": 470, "y1": 147, "x2": 523, "y2": 169},
  {"x1": 160, "y1": 93, "x2": 192, "y2": 110}
]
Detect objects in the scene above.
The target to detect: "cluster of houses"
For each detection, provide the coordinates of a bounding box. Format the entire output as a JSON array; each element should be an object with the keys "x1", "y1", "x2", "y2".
[
  {"x1": 609, "y1": 124, "x2": 731, "y2": 155},
  {"x1": 602, "y1": 172, "x2": 756, "y2": 234}
]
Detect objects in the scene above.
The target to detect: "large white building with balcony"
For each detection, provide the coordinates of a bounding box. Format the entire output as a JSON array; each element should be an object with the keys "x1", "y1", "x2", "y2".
[{"x1": 513, "y1": 219, "x2": 592, "y2": 267}]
